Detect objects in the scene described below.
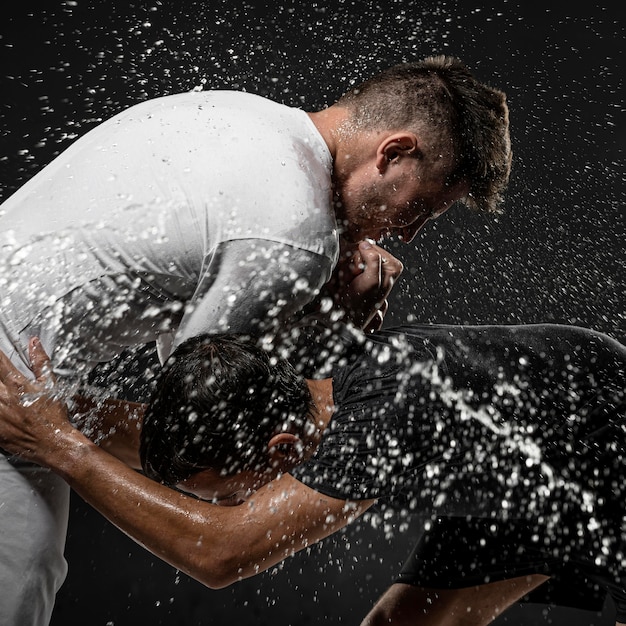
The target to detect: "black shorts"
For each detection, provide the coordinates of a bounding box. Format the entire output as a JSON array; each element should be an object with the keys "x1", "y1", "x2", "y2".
[{"x1": 397, "y1": 517, "x2": 626, "y2": 621}]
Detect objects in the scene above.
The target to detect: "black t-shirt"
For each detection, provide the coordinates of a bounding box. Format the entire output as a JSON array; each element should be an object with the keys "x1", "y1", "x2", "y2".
[{"x1": 292, "y1": 324, "x2": 626, "y2": 525}]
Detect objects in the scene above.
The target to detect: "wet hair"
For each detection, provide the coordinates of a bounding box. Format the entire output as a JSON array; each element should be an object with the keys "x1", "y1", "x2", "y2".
[
  {"x1": 140, "y1": 334, "x2": 314, "y2": 486},
  {"x1": 336, "y1": 55, "x2": 512, "y2": 213}
]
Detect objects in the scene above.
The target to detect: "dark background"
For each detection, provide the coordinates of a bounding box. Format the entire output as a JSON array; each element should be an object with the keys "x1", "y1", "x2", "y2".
[{"x1": 1, "y1": 1, "x2": 624, "y2": 624}]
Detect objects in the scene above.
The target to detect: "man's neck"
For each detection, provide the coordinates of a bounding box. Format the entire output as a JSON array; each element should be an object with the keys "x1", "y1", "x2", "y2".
[{"x1": 307, "y1": 106, "x2": 352, "y2": 160}]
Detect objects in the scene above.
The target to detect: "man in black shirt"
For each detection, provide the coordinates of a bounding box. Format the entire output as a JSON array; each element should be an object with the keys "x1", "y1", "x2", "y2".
[{"x1": 0, "y1": 323, "x2": 623, "y2": 624}]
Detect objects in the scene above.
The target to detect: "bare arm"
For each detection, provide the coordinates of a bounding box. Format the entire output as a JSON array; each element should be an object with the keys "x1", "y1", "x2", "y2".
[
  {"x1": 71, "y1": 394, "x2": 145, "y2": 469},
  {"x1": 0, "y1": 340, "x2": 375, "y2": 588}
]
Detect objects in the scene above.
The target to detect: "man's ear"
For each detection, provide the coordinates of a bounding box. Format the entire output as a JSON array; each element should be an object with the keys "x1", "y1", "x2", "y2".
[
  {"x1": 375, "y1": 132, "x2": 421, "y2": 173},
  {"x1": 267, "y1": 433, "x2": 303, "y2": 468}
]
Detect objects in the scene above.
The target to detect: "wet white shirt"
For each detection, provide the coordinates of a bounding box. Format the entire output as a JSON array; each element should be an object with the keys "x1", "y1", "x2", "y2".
[{"x1": 0, "y1": 90, "x2": 338, "y2": 379}]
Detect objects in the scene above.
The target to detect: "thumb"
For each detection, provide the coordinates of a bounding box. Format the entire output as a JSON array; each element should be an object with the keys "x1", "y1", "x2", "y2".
[{"x1": 28, "y1": 338, "x2": 55, "y2": 384}]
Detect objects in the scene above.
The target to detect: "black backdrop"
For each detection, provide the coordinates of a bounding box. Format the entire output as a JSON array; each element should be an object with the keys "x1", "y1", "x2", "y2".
[{"x1": 1, "y1": 1, "x2": 624, "y2": 624}]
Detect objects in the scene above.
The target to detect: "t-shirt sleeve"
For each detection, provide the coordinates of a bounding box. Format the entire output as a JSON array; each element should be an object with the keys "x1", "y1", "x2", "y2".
[
  {"x1": 291, "y1": 404, "x2": 411, "y2": 502},
  {"x1": 290, "y1": 346, "x2": 444, "y2": 505}
]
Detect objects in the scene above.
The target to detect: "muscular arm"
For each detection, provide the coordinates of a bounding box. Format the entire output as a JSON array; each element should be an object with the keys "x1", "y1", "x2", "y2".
[
  {"x1": 45, "y1": 441, "x2": 371, "y2": 588},
  {"x1": 0, "y1": 342, "x2": 375, "y2": 588}
]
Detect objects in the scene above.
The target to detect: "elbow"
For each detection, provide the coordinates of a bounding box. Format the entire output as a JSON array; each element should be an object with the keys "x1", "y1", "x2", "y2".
[
  {"x1": 186, "y1": 552, "x2": 246, "y2": 590},
  {"x1": 203, "y1": 577, "x2": 237, "y2": 591},
  {"x1": 200, "y1": 568, "x2": 239, "y2": 590}
]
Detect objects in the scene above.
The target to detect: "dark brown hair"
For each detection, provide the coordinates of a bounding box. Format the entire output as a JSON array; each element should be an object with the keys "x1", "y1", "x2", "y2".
[
  {"x1": 337, "y1": 55, "x2": 512, "y2": 213},
  {"x1": 140, "y1": 334, "x2": 313, "y2": 486}
]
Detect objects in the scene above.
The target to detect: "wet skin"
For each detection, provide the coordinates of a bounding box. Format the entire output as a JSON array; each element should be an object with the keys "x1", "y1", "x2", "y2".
[
  {"x1": 335, "y1": 158, "x2": 469, "y2": 244},
  {"x1": 177, "y1": 468, "x2": 272, "y2": 507}
]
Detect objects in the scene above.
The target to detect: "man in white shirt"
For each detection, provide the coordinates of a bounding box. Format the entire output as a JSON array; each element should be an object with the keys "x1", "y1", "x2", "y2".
[{"x1": 0, "y1": 54, "x2": 511, "y2": 624}]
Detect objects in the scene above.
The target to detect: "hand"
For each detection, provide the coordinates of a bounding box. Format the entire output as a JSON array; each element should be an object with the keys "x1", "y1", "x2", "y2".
[
  {"x1": 0, "y1": 337, "x2": 74, "y2": 464},
  {"x1": 327, "y1": 238, "x2": 403, "y2": 332}
]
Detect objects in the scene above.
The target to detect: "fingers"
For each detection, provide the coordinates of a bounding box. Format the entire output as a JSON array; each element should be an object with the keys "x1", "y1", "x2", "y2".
[
  {"x1": 357, "y1": 240, "x2": 403, "y2": 296},
  {"x1": 341, "y1": 241, "x2": 401, "y2": 330},
  {"x1": 0, "y1": 346, "x2": 29, "y2": 393},
  {"x1": 380, "y1": 255, "x2": 403, "y2": 297},
  {"x1": 28, "y1": 337, "x2": 55, "y2": 384},
  {"x1": 323, "y1": 238, "x2": 403, "y2": 331},
  {"x1": 335, "y1": 244, "x2": 365, "y2": 281},
  {"x1": 0, "y1": 339, "x2": 55, "y2": 406},
  {"x1": 362, "y1": 299, "x2": 388, "y2": 334}
]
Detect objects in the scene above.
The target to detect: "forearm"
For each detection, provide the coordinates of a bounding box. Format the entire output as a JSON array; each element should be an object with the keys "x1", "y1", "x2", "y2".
[
  {"x1": 35, "y1": 425, "x2": 369, "y2": 589},
  {"x1": 40, "y1": 426, "x2": 242, "y2": 588},
  {"x1": 0, "y1": 342, "x2": 373, "y2": 588},
  {"x1": 72, "y1": 395, "x2": 145, "y2": 469}
]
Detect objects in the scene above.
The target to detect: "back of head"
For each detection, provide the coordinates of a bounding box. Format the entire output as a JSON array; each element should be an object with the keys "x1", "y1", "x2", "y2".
[
  {"x1": 337, "y1": 55, "x2": 512, "y2": 213},
  {"x1": 140, "y1": 334, "x2": 313, "y2": 486}
]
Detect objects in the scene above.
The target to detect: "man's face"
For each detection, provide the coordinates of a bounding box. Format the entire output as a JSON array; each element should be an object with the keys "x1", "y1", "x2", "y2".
[
  {"x1": 176, "y1": 467, "x2": 275, "y2": 506},
  {"x1": 334, "y1": 157, "x2": 467, "y2": 244}
]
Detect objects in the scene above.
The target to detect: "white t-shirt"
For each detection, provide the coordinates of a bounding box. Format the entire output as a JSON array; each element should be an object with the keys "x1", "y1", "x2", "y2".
[{"x1": 0, "y1": 90, "x2": 338, "y2": 379}]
